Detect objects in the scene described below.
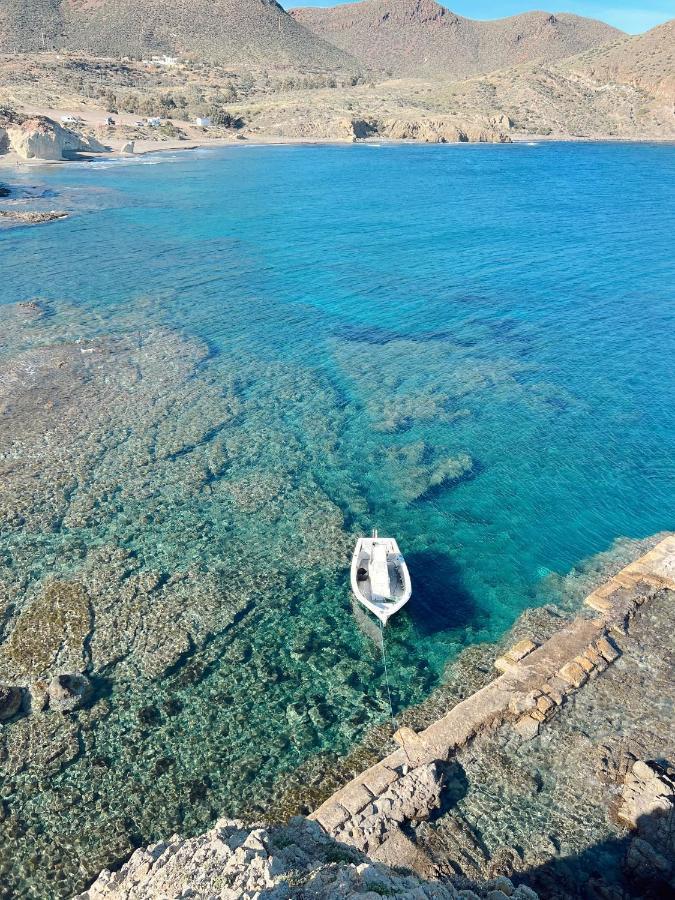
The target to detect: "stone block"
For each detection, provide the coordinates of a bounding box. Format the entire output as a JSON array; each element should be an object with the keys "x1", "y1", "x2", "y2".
[
  {"x1": 361, "y1": 765, "x2": 398, "y2": 798},
  {"x1": 542, "y1": 683, "x2": 564, "y2": 705},
  {"x1": 530, "y1": 709, "x2": 547, "y2": 723},
  {"x1": 313, "y1": 802, "x2": 350, "y2": 834},
  {"x1": 513, "y1": 715, "x2": 540, "y2": 740},
  {"x1": 559, "y1": 661, "x2": 587, "y2": 688},
  {"x1": 509, "y1": 690, "x2": 539, "y2": 716},
  {"x1": 595, "y1": 637, "x2": 620, "y2": 663},
  {"x1": 582, "y1": 645, "x2": 602, "y2": 666},
  {"x1": 536, "y1": 695, "x2": 555, "y2": 716},
  {"x1": 584, "y1": 589, "x2": 615, "y2": 613},
  {"x1": 337, "y1": 782, "x2": 374, "y2": 816},
  {"x1": 494, "y1": 655, "x2": 516, "y2": 673},
  {"x1": 507, "y1": 639, "x2": 537, "y2": 661},
  {"x1": 574, "y1": 655, "x2": 594, "y2": 674}
]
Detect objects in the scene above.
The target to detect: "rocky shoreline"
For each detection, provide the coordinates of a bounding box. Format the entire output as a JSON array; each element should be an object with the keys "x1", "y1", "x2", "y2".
[
  {"x1": 0, "y1": 296, "x2": 672, "y2": 899},
  {"x1": 75, "y1": 538, "x2": 674, "y2": 899}
]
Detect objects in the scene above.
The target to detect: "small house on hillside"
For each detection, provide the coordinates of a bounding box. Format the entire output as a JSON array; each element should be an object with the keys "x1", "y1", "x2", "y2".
[{"x1": 195, "y1": 117, "x2": 211, "y2": 128}]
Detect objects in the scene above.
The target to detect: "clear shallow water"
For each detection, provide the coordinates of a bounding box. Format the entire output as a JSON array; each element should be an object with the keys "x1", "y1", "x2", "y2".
[{"x1": 1, "y1": 141, "x2": 675, "y2": 897}]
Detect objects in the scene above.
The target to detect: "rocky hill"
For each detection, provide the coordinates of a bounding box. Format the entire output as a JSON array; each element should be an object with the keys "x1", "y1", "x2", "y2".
[
  {"x1": 0, "y1": 0, "x2": 357, "y2": 70},
  {"x1": 291, "y1": 0, "x2": 623, "y2": 77},
  {"x1": 566, "y1": 19, "x2": 675, "y2": 101}
]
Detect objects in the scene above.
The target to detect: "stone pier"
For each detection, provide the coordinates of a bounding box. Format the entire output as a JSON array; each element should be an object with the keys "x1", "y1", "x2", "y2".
[{"x1": 309, "y1": 535, "x2": 675, "y2": 872}]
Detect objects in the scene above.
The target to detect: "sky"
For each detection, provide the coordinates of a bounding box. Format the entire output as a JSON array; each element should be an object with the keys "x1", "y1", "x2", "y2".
[{"x1": 286, "y1": 1, "x2": 675, "y2": 34}]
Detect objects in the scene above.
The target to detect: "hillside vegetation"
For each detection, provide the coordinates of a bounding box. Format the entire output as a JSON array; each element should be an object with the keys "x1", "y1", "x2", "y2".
[{"x1": 0, "y1": 0, "x2": 357, "y2": 70}]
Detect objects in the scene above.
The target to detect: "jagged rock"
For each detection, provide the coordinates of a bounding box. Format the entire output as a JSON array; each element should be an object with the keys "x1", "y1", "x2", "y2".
[
  {"x1": 120, "y1": 141, "x2": 135, "y2": 154},
  {"x1": 75, "y1": 816, "x2": 535, "y2": 899},
  {"x1": 377, "y1": 116, "x2": 510, "y2": 144},
  {"x1": 0, "y1": 685, "x2": 23, "y2": 721},
  {"x1": 617, "y1": 760, "x2": 675, "y2": 829},
  {"x1": 331, "y1": 763, "x2": 445, "y2": 854},
  {"x1": 624, "y1": 836, "x2": 672, "y2": 883},
  {"x1": 48, "y1": 674, "x2": 91, "y2": 712}
]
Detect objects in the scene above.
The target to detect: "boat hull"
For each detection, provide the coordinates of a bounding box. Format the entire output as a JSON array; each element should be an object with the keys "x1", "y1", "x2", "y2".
[{"x1": 350, "y1": 535, "x2": 411, "y2": 625}]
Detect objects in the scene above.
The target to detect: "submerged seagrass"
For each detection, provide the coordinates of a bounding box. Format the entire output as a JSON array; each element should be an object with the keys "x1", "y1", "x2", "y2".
[{"x1": 0, "y1": 141, "x2": 674, "y2": 898}]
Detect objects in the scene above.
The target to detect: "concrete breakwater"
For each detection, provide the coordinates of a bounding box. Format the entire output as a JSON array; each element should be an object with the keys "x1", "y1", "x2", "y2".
[{"x1": 309, "y1": 536, "x2": 675, "y2": 883}]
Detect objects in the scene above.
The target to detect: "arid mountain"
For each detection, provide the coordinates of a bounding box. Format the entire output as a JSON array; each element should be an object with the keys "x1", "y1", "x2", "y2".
[
  {"x1": 0, "y1": 0, "x2": 357, "y2": 70},
  {"x1": 566, "y1": 18, "x2": 675, "y2": 101},
  {"x1": 291, "y1": 0, "x2": 623, "y2": 77}
]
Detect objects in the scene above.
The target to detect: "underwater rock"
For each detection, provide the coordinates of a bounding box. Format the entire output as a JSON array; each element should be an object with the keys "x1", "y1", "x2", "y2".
[
  {"x1": 0, "y1": 685, "x2": 23, "y2": 722},
  {"x1": 381, "y1": 442, "x2": 474, "y2": 503},
  {"x1": 0, "y1": 210, "x2": 68, "y2": 226},
  {"x1": 28, "y1": 681, "x2": 49, "y2": 713},
  {"x1": 0, "y1": 581, "x2": 91, "y2": 681},
  {"x1": 48, "y1": 674, "x2": 92, "y2": 712}
]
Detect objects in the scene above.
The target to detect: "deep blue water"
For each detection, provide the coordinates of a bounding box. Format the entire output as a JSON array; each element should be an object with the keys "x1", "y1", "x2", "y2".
[{"x1": 1, "y1": 140, "x2": 674, "y2": 896}]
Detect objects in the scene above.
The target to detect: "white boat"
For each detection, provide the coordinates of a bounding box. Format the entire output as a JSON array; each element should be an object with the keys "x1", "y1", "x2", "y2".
[{"x1": 350, "y1": 530, "x2": 411, "y2": 625}]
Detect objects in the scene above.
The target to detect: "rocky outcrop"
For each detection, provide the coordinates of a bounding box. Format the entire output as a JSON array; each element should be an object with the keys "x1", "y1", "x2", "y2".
[
  {"x1": 340, "y1": 116, "x2": 511, "y2": 143},
  {"x1": 47, "y1": 673, "x2": 92, "y2": 712},
  {"x1": 618, "y1": 760, "x2": 675, "y2": 893},
  {"x1": 76, "y1": 815, "x2": 537, "y2": 899},
  {"x1": 3, "y1": 115, "x2": 106, "y2": 161},
  {"x1": 376, "y1": 117, "x2": 511, "y2": 144},
  {"x1": 0, "y1": 209, "x2": 68, "y2": 225}
]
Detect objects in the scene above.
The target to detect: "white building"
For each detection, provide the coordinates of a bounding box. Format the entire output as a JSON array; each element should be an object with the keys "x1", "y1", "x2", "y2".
[
  {"x1": 195, "y1": 117, "x2": 211, "y2": 127},
  {"x1": 144, "y1": 55, "x2": 179, "y2": 67}
]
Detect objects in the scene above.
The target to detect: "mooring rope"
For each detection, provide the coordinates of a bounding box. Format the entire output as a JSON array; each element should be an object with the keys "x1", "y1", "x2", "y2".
[
  {"x1": 378, "y1": 619, "x2": 397, "y2": 734},
  {"x1": 378, "y1": 620, "x2": 413, "y2": 766}
]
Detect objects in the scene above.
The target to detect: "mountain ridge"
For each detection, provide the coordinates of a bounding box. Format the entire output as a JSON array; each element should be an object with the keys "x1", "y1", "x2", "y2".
[{"x1": 290, "y1": 0, "x2": 624, "y2": 77}]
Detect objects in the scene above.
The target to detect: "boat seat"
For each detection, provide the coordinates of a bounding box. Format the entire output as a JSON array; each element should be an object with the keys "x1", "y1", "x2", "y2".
[{"x1": 369, "y1": 543, "x2": 391, "y2": 599}]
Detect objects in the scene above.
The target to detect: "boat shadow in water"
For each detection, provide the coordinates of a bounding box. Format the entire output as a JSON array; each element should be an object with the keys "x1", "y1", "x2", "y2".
[{"x1": 404, "y1": 551, "x2": 476, "y2": 636}]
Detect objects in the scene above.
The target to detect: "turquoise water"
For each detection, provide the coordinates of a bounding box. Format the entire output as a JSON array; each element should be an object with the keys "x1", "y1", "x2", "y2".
[{"x1": 1, "y1": 141, "x2": 675, "y2": 897}]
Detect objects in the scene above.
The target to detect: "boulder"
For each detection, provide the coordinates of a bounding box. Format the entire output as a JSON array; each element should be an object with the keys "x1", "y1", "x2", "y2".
[
  {"x1": 0, "y1": 684, "x2": 23, "y2": 721},
  {"x1": 617, "y1": 759, "x2": 674, "y2": 829},
  {"x1": 6, "y1": 116, "x2": 107, "y2": 161},
  {"x1": 47, "y1": 673, "x2": 91, "y2": 712},
  {"x1": 120, "y1": 141, "x2": 135, "y2": 154}
]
